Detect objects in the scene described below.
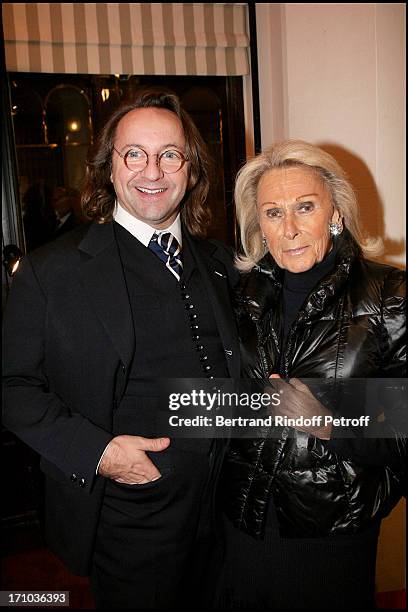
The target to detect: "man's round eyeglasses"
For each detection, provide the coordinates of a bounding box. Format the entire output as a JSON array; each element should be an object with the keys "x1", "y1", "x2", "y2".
[{"x1": 113, "y1": 146, "x2": 188, "y2": 174}]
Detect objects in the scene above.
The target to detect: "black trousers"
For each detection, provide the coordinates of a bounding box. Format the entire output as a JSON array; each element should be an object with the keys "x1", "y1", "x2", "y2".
[
  {"x1": 216, "y1": 512, "x2": 379, "y2": 610},
  {"x1": 90, "y1": 447, "x2": 215, "y2": 610}
]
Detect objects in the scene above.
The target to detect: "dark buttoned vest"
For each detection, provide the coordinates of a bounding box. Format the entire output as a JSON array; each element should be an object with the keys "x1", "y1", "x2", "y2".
[{"x1": 112, "y1": 221, "x2": 228, "y2": 442}]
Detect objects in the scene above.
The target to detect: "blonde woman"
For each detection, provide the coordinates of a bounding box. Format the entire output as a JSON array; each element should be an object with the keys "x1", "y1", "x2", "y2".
[{"x1": 218, "y1": 141, "x2": 406, "y2": 609}]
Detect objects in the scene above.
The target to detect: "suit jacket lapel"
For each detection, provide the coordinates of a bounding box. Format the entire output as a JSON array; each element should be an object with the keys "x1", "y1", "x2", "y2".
[
  {"x1": 185, "y1": 233, "x2": 240, "y2": 378},
  {"x1": 78, "y1": 222, "x2": 134, "y2": 367}
]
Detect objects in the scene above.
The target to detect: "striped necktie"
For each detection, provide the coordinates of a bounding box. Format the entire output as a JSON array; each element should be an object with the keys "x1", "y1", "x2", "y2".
[{"x1": 148, "y1": 232, "x2": 183, "y2": 281}]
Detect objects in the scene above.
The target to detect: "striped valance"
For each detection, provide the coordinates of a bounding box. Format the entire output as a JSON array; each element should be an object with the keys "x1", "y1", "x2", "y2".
[{"x1": 2, "y1": 3, "x2": 250, "y2": 76}]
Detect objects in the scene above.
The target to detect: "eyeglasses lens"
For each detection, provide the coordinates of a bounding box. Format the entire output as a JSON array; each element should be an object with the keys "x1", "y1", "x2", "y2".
[{"x1": 125, "y1": 149, "x2": 184, "y2": 174}]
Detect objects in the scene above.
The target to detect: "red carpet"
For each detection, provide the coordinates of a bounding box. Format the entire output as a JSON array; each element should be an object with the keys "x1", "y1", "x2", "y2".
[
  {"x1": 2, "y1": 546, "x2": 405, "y2": 609},
  {"x1": 376, "y1": 590, "x2": 406, "y2": 609},
  {"x1": 1, "y1": 548, "x2": 95, "y2": 609}
]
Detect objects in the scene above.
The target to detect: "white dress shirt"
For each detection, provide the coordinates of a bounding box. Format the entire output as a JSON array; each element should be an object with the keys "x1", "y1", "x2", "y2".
[{"x1": 113, "y1": 201, "x2": 182, "y2": 247}]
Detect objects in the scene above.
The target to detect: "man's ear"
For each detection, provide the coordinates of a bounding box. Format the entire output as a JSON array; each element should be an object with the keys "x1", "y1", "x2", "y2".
[{"x1": 186, "y1": 168, "x2": 198, "y2": 192}]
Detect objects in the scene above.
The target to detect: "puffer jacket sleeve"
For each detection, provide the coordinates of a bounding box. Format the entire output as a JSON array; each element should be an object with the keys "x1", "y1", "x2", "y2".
[
  {"x1": 329, "y1": 267, "x2": 406, "y2": 471},
  {"x1": 380, "y1": 267, "x2": 406, "y2": 376}
]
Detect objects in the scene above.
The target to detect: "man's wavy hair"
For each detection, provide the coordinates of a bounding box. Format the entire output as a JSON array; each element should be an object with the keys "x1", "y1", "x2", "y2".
[{"x1": 82, "y1": 88, "x2": 211, "y2": 238}]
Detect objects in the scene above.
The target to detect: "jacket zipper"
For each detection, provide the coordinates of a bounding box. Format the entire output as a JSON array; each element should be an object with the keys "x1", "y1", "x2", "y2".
[
  {"x1": 283, "y1": 324, "x2": 298, "y2": 378},
  {"x1": 256, "y1": 321, "x2": 270, "y2": 378},
  {"x1": 256, "y1": 319, "x2": 280, "y2": 378}
]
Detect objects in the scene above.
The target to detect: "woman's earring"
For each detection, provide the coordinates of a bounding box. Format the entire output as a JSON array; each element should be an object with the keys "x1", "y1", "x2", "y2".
[
  {"x1": 262, "y1": 236, "x2": 267, "y2": 248},
  {"x1": 329, "y1": 221, "x2": 343, "y2": 236}
]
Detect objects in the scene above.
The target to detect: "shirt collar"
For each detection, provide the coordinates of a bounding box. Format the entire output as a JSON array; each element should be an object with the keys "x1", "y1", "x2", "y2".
[
  {"x1": 57, "y1": 212, "x2": 71, "y2": 226},
  {"x1": 113, "y1": 201, "x2": 182, "y2": 247}
]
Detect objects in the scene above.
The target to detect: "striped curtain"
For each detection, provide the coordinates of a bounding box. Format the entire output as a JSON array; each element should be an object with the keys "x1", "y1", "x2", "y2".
[{"x1": 2, "y1": 3, "x2": 250, "y2": 75}]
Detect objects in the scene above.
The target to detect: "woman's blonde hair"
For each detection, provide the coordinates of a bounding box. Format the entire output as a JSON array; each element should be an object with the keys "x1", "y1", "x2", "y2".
[{"x1": 235, "y1": 140, "x2": 382, "y2": 271}]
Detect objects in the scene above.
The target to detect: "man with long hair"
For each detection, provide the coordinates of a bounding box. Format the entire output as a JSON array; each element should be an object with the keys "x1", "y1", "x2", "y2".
[{"x1": 3, "y1": 89, "x2": 240, "y2": 608}]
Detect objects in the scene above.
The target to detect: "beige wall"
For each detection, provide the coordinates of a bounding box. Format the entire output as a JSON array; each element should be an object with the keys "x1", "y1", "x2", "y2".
[
  {"x1": 254, "y1": 3, "x2": 406, "y2": 266},
  {"x1": 251, "y1": 2, "x2": 406, "y2": 595},
  {"x1": 376, "y1": 498, "x2": 406, "y2": 593}
]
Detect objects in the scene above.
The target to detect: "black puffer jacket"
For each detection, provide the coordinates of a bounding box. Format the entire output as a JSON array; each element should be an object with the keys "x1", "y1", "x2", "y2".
[{"x1": 222, "y1": 231, "x2": 406, "y2": 538}]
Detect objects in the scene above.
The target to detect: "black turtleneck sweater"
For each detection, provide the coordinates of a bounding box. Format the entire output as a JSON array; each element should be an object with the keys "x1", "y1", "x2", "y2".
[{"x1": 281, "y1": 244, "x2": 337, "y2": 347}]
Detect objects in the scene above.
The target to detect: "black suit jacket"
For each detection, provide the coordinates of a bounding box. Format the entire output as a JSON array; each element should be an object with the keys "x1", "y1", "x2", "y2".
[
  {"x1": 53, "y1": 212, "x2": 78, "y2": 238},
  {"x1": 2, "y1": 221, "x2": 240, "y2": 574}
]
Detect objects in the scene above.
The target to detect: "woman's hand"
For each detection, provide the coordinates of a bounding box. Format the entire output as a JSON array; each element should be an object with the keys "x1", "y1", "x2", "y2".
[{"x1": 268, "y1": 374, "x2": 332, "y2": 439}]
